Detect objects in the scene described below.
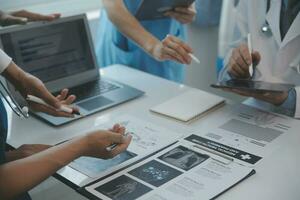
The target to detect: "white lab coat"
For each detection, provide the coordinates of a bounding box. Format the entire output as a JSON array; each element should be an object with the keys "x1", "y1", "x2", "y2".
[
  {"x1": 219, "y1": 0, "x2": 300, "y2": 118},
  {"x1": 218, "y1": 0, "x2": 238, "y2": 59}
]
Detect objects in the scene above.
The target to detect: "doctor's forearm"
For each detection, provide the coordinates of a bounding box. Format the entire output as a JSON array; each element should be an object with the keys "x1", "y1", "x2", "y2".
[
  {"x1": 0, "y1": 138, "x2": 86, "y2": 200},
  {"x1": 103, "y1": 0, "x2": 159, "y2": 54},
  {"x1": 2, "y1": 61, "x2": 29, "y2": 92}
]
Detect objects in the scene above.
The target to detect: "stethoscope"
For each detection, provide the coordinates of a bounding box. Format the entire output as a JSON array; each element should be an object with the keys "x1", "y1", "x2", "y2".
[
  {"x1": 0, "y1": 80, "x2": 29, "y2": 118},
  {"x1": 261, "y1": 0, "x2": 273, "y2": 37}
]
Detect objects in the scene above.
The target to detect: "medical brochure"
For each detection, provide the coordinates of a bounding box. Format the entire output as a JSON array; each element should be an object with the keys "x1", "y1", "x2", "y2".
[
  {"x1": 189, "y1": 104, "x2": 295, "y2": 166},
  {"x1": 83, "y1": 137, "x2": 255, "y2": 200}
]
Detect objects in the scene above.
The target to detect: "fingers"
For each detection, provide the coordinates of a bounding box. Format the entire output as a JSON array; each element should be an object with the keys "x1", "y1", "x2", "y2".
[
  {"x1": 163, "y1": 46, "x2": 186, "y2": 63},
  {"x1": 168, "y1": 35, "x2": 193, "y2": 52},
  {"x1": 110, "y1": 135, "x2": 132, "y2": 157},
  {"x1": 0, "y1": 15, "x2": 28, "y2": 26},
  {"x1": 161, "y1": 35, "x2": 193, "y2": 64},
  {"x1": 56, "y1": 89, "x2": 77, "y2": 104},
  {"x1": 38, "y1": 86, "x2": 61, "y2": 109},
  {"x1": 107, "y1": 131, "x2": 128, "y2": 144},
  {"x1": 25, "y1": 75, "x2": 61, "y2": 108},
  {"x1": 228, "y1": 44, "x2": 252, "y2": 79},
  {"x1": 11, "y1": 10, "x2": 61, "y2": 22},
  {"x1": 165, "y1": 7, "x2": 196, "y2": 24},
  {"x1": 62, "y1": 95, "x2": 77, "y2": 105},
  {"x1": 110, "y1": 124, "x2": 125, "y2": 135},
  {"x1": 56, "y1": 89, "x2": 69, "y2": 101},
  {"x1": 252, "y1": 51, "x2": 261, "y2": 66},
  {"x1": 29, "y1": 103, "x2": 75, "y2": 118}
]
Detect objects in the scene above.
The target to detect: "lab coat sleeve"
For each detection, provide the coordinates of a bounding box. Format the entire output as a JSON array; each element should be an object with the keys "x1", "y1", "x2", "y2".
[
  {"x1": 218, "y1": 0, "x2": 249, "y2": 82},
  {"x1": 0, "y1": 49, "x2": 12, "y2": 74},
  {"x1": 294, "y1": 87, "x2": 300, "y2": 119}
]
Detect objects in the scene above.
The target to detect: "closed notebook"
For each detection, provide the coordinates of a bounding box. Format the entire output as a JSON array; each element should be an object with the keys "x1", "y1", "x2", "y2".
[{"x1": 150, "y1": 90, "x2": 225, "y2": 122}]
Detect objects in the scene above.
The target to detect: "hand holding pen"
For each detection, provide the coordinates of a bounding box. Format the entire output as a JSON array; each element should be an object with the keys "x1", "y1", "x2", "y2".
[
  {"x1": 152, "y1": 34, "x2": 200, "y2": 65},
  {"x1": 27, "y1": 93, "x2": 81, "y2": 117},
  {"x1": 4, "y1": 63, "x2": 79, "y2": 118},
  {"x1": 227, "y1": 34, "x2": 261, "y2": 79}
]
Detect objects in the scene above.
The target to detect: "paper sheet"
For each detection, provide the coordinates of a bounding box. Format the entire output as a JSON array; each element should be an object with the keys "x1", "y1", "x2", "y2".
[
  {"x1": 85, "y1": 139, "x2": 254, "y2": 200},
  {"x1": 69, "y1": 115, "x2": 184, "y2": 178},
  {"x1": 190, "y1": 104, "x2": 295, "y2": 165}
]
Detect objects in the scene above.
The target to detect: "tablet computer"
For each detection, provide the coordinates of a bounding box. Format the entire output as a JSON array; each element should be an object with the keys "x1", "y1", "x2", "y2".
[
  {"x1": 135, "y1": 0, "x2": 195, "y2": 21},
  {"x1": 211, "y1": 79, "x2": 295, "y2": 93}
]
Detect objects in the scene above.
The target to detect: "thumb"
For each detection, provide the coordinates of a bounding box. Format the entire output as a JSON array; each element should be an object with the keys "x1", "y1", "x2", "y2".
[
  {"x1": 107, "y1": 131, "x2": 127, "y2": 144},
  {"x1": 252, "y1": 51, "x2": 261, "y2": 66}
]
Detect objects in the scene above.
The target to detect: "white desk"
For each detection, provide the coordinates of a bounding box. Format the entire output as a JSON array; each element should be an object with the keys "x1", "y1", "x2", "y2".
[{"x1": 7, "y1": 65, "x2": 300, "y2": 200}]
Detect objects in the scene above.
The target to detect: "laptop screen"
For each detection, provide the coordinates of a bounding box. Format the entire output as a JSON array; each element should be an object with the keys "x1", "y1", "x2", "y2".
[{"x1": 0, "y1": 18, "x2": 95, "y2": 83}]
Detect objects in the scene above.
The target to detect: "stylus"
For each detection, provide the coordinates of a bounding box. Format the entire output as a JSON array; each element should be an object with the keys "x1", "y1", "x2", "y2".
[
  {"x1": 189, "y1": 53, "x2": 201, "y2": 64},
  {"x1": 247, "y1": 33, "x2": 253, "y2": 77},
  {"x1": 26, "y1": 95, "x2": 81, "y2": 116}
]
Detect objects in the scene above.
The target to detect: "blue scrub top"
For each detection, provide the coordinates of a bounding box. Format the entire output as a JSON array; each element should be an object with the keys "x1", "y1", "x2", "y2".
[
  {"x1": 96, "y1": 0, "x2": 187, "y2": 83},
  {"x1": 0, "y1": 98, "x2": 8, "y2": 165},
  {"x1": 0, "y1": 99, "x2": 32, "y2": 200}
]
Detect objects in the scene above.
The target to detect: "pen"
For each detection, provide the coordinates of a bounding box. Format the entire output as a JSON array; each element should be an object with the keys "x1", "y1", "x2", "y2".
[
  {"x1": 106, "y1": 132, "x2": 131, "y2": 151},
  {"x1": 247, "y1": 33, "x2": 253, "y2": 77},
  {"x1": 189, "y1": 53, "x2": 201, "y2": 64},
  {"x1": 26, "y1": 95, "x2": 82, "y2": 116}
]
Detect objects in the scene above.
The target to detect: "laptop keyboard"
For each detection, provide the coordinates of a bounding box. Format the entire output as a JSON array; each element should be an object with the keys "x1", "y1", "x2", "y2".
[{"x1": 54, "y1": 79, "x2": 120, "y2": 102}]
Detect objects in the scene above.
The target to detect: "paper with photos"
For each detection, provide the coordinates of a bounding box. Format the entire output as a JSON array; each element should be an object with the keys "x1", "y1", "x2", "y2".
[{"x1": 85, "y1": 139, "x2": 254, "y2": 200}]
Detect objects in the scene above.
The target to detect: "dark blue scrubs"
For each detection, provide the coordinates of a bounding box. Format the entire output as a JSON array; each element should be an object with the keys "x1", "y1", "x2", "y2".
[{"x1": 0, "y1": 99, "x2": 31, "y2": 200}]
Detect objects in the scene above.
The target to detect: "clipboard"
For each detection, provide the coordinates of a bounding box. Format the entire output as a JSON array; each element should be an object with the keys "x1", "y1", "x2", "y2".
[{"x1": 135, "y1": 0, "x2": 195, "y2": 21}]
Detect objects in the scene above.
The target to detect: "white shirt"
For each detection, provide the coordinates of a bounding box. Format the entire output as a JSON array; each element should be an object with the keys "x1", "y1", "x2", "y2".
[
  {"x1": 218, "y1": 0, "x2": 300, "y2": 118},
  {"x1": 0, "y1": 49, "x2": 12, "y2": 74}
]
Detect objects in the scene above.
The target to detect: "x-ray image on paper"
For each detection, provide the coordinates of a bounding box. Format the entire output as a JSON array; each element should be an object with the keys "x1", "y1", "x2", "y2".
[
  {"x1": 70, "y1": 151, "x2": 137, "y2": 177},
  {"x1": 159, "y1": 146, "x2": 209, "y2": 171},
  {"x1": 129, "y1": 160, "x2": 182, "y2": 187},
  {"x1": 96, "y1": 175, "x2": 152, "y2": 200}
]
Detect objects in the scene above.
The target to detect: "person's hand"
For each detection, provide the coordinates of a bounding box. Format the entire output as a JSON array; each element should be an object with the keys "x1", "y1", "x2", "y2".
[
  {"x1": 223, "y1": 88, "x2": 288, "y2": 106},
  {"x1": 19, "y1": 73, "x2": 78, "y2": 117},
  {"x1": 228, "y1": 44, "x2": 261, "y2": 79},
  {"x1": 151, "y1": 35, "x2": 193, "y2": 64},
  {"x1": 3, "y1": 62, "x2": 78, "y2": 117},
  {"x1": 165, "y1": 4, "x2": 196, "y2": 24},
  {"x1": 81, "y1": 124, "x2": 132, "y2": 159},
  {"x1": 0, "y1": 10, "x2": 60, "y2": 26},
  {"x1": 5, "y1": 144, "x2": 52, "y2": 162}
]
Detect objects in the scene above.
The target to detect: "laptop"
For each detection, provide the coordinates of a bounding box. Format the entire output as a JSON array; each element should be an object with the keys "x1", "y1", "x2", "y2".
[{"x1": 0, "y1": 14, "x2": 144, "y2": 126}]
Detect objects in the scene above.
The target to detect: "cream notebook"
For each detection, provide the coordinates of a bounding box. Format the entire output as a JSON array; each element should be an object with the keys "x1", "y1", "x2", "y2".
[{"x1": 150, "y1": 90, "x2": 225, "y2": 122}]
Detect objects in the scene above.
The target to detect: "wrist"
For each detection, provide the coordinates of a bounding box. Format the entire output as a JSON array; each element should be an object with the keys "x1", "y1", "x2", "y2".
[
  {"x1": 3, "y1": 62, "x2": 27, "y2": 89},
  {"x1": 144, "y1": 37, "x2": 160, "y2": 57},
  {"x1": 71, "y1": 135, "x2": 90, "y2": 158}
]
